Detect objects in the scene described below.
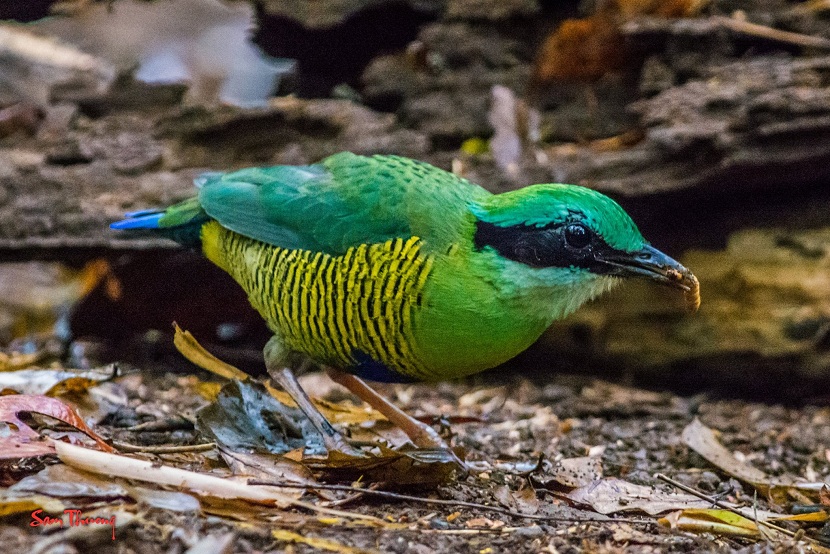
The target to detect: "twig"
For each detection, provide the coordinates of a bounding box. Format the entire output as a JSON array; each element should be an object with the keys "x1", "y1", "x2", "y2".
[
  {"x1": 713, "y1": 15, "x2": 830, "y2": 50},
  {"x1": 249, "y1": 480, "x2": 650, "y2": 525},
  {"x1": 111, "y1": 441, "x2": 216, "y2": 454},
  {"x1": 655, "y1": 473, "x2": 796, "y2": 538},
  {"x1": 56, "y1": 441, "x2": 383, "y2": 524},
  {"x1": 321, "y1": 482, "x2": 381, "y2": 509}
]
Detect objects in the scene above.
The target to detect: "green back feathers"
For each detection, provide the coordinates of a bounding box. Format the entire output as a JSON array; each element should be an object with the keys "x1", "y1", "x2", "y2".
[
  {"x1": 470, "y1": 184, "x2": 646, "y2": 253},
  {"x1": 197, "y1": 152, "x2": 490, "y2": 255}
]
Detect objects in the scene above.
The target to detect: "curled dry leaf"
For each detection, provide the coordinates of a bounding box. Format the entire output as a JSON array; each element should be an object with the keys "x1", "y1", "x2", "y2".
[
  {"x1": 659, "y1": 508, "x2": 761, "y2": 538},
  {"x1": 0, "y1": 394, "x2": 114, "y2": 459},
  {"x1": 173, "y1": 324, "x2": 250, "y2": 381}
]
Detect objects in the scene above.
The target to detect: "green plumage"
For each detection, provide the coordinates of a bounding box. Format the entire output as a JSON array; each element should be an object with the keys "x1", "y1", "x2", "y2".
[{"x1": 117, "y1": 152, "x2": 655, "y2": 382}]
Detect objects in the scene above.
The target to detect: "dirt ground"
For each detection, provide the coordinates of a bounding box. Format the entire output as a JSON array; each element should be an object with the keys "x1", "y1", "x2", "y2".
[{"x1": 1, "y1": 364, "x2": 828, "y2": 553}]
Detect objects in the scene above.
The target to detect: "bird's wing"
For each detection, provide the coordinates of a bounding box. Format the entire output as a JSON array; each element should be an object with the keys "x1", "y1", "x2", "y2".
[{"x1": 197, "y1": 152, "x2": 489, "y2": 254}]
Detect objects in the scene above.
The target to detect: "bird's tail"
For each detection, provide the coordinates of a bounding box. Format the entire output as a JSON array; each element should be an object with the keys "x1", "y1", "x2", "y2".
[{"x1": 110, "y1": 197, "x2": 209, "y2": 248}]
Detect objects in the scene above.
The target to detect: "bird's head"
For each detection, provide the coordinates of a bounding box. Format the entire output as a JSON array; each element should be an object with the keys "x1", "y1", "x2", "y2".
[{"x1": 470, "y1": 184, "x2": 698, "y2": 315}]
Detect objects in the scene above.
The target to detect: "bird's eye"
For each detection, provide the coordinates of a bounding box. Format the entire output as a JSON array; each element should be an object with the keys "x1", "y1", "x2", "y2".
[{"x1": 564, "y1": 224, "x2": 591, "y2": 248}]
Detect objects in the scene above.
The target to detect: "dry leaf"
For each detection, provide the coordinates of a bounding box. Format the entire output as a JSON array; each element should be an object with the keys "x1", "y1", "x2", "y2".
[
  {"x1": 682, "y1": 418, "x2": 786, "y2": 495},
  {"x1": 11, "y1": 464, "x2": 128, "y2": 499},
  {"x1": 173, "y1": 324, "x2": 250, "y2": 381},
  {"x1": 272, "y1": 529, "x2": 378, "y2": 554},
  {"x1": 0, "y1": 393, "x2": 114, "y2": 458},
  {"x1": 563, "y1": 478, "x2": 710, "y2": 515},
  {"x1": 302, "y1": 445, "x2": 458, "y2": 486},
  {"x1": 0, "y1": 367, "x2": 113, "y2": 396},
  {"x1": 271, "y1": 529, "x2": 378, "y2": 554},
  {"x1": 659, "y1": 509, "x2": 761, "y2": 538},
  {"x1": 549, "y1": 456, "x2": 603, "y2": 489},
  {"x1": 197, "y1": 379, "x2": 326, "y2": 456}
]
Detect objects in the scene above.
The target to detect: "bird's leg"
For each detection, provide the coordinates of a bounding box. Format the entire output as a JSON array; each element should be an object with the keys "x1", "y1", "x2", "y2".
[
  {"x1": 264, "y1": 338, "x2": 364, "y2": 458},
  {"x1": 326, "y1": 368, "x2": 464, "y2": 463}
]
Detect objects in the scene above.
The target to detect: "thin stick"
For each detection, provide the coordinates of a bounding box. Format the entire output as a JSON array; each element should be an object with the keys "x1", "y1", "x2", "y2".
[
  {"x1": 249, "y1": 480, "x2": 650, "y2": 525},
  {"x1": 111, "y1": 441, "x2": 216, "y2": 454},
  {"x1": 655, "y1": 473, "x2": 796, "y2": 538},
  {"x1": 55, "y1": 441, "x2": 384, "y2": 524},
  {"x1": 713, "y1": 15, "x2": 830, "y2": 50}
]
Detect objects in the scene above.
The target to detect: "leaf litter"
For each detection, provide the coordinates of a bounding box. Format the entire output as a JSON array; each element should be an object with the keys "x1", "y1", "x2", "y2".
[{"x1": 0, "y1": 321, "x2": 827, "y2": 551}]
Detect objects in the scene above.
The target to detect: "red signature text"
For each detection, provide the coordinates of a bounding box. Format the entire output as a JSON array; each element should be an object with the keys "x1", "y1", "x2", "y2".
[{"x1": 31, "y1": 509, "x2": 117, "y2": 540}]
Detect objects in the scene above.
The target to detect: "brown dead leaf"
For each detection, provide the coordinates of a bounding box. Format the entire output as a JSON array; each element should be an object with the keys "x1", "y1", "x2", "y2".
[
  {"x1": 821, "y1": 484, "x2": 830, "y2": 506},
  {"x1": 682, "y1": 418, "x2": 775, "y2": 492},
  {"x1": 173, "y1": 324, "x2": 250, "y2": 381},
  {"x1": 493, "y1": 484, "x2": 540, "y2": 515},
  {"x1": 0, "y1": 394, "x2": 114, "y2": 458},
  {"x1": 264, "y1": 382, "x2": 385, "y2": 426},
  {"x1": 563, "y1": 478, "x2": 710, "y2": 515},
  {"x1": 220, "y1": 448, "x2": 316, "y2": 484}
]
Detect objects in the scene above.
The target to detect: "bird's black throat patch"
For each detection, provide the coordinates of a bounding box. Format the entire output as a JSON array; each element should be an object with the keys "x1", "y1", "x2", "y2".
[{"x1": 473, "y1": 219, "x2": 622, "y2": 273}]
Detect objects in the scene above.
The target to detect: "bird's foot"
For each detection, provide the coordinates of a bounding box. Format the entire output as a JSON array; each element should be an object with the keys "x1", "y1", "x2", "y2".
[
  {"x1": 318, "y1": 432, "x2": 367, "y2": 459},
  {"x1": 326, "y1": 368, "x2": 468, "y2": 471},
  {"x1": 265, "y1": 356, "x2": 368, "y2": 459}
]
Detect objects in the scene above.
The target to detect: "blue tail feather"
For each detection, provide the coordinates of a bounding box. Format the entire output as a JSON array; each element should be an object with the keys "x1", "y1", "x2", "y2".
[
  {"x1": 124, "y1": 208, "x2": 164, "y2": 218},
  {"x1": 110, "y1": 212, "x2": 164, "y2": 230}
]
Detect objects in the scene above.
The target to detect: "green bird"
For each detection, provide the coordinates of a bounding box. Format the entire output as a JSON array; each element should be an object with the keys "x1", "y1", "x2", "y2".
[{"x1": 112, "y1": 152, "x2": 698, "y2": 460}]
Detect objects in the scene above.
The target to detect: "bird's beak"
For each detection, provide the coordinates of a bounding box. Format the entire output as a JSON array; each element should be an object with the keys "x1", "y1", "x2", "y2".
[{"x1": 603, "y1": 244, "x2": 692, "y2": 290}]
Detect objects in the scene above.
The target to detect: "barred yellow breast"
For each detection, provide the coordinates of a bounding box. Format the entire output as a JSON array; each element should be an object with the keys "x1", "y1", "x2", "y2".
[{"x1": 201, "y1": 221, "x2": 435, "y2": 380}]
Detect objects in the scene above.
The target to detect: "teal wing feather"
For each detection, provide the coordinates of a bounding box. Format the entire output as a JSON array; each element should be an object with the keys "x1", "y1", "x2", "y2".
[{"x1": 197, "y1": 152, "x2": 491, "y2": 255}]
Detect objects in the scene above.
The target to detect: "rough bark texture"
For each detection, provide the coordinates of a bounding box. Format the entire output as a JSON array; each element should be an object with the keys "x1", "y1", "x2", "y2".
[{"x1": 0, "y1": 97, "x2": 428, "y2": 250}]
